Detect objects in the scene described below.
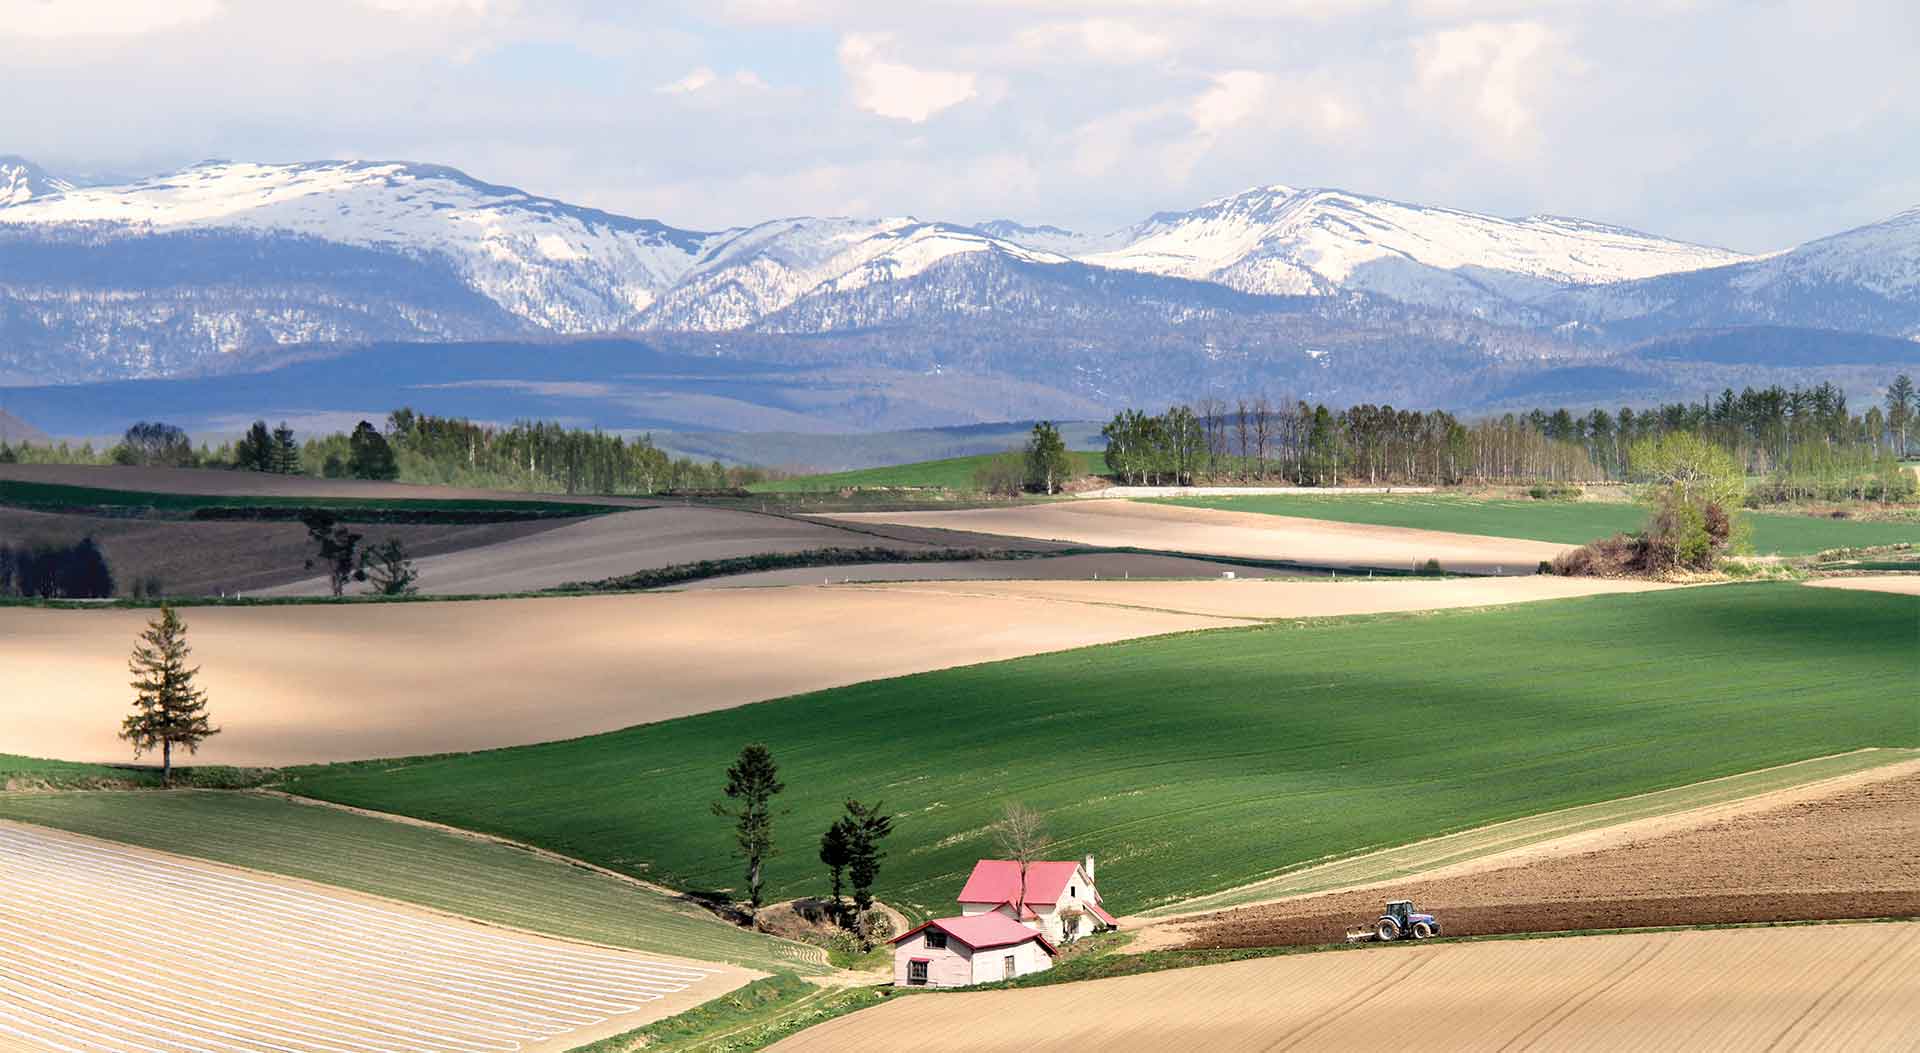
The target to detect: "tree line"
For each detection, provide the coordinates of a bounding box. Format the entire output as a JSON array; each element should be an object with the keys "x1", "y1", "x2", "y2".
[
  {"x1": 1097, "y1": 374, "x2": 1918, "y2": 499},
  {"x1": 0, "y1": 410, "x2": 777, "y2": 495}
]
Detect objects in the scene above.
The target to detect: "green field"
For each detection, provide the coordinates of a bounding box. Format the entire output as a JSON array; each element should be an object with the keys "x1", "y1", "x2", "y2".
[
  {"x1": 750, "y1": 451, "x2": 1106, "y2": 493},
  {"x1": 1155, "y1": 494, "x2": 1920, "y2": 556},
  {"x1": 0, "y1": 791, "x2": 822, "y2": 973},
  {"x1": 280, "y1": 583, "x2": 1918, "y2": 920},
  {"x1": 0, "y1": 479, "x2": 618, "y2": 517}
]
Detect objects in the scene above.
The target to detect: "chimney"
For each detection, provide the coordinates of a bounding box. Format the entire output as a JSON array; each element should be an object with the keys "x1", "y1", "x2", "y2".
[{"x1": 1083, "y1": 854, "x2": 1096, "y2": 882}]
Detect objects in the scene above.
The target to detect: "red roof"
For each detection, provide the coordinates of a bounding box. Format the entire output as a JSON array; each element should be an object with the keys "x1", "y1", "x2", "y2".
[
  {"x1": 1087, "y1": 903, "x2": 1118, "y2": 927},
  {"x1": 893, "y1": 914, "x2": 1058, "y2": 955},
  {"x1": 957, "y1": 860, "x2": 1089, "y2": 907}
]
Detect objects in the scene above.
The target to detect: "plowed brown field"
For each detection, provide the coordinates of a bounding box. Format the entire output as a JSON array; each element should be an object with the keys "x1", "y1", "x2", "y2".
[
  {"x1": 772, "y1": 923, "x2": 1920, "y2": 1052},
  {"x1": 1177, "y1": 772, "x2": 1920, "y2": 950},
  {"x1": 823, "y1": 499, "x2": 1570, "y2": 573}
]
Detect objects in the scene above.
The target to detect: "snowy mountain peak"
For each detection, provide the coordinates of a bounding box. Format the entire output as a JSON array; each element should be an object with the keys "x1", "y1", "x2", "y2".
[
  {"x1": 0, "y1": 156, "x2": 74, "y2": 206},
  {"x1": 1075, "y1": 183, "x2": 1757, "y2": 307}
]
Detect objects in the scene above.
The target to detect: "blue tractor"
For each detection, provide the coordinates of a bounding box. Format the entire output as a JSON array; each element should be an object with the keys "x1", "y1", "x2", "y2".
[{"x1": 1369, "y1": 900, "x2": 1440, "y2": 941}]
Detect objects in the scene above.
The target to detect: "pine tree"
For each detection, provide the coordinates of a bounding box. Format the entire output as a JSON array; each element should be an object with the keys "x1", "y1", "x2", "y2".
[
  {"x1": 121, "y1": 606, "x2": 218, "y2": 787},
  {"x1": 842, "y1": 799, "x2": 893, "y2": 919},
  {"x1": 712, "y1": 744, "x2": 783, "y2": 916},
  {"x1": 819, "y1": 816, "x2": 854, "y2": 920},
  {"x1": 271, "y1": 422, "x2": 300, "y2": 474}
]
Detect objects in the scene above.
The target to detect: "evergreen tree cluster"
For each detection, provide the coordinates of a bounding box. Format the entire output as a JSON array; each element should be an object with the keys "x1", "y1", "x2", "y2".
[
  {"x1": 1100, "y1": 373, "x2": 1918, "y2": 497},
  {"x1": 0, "y1": 537, "x2": 115, "y2": 598}
]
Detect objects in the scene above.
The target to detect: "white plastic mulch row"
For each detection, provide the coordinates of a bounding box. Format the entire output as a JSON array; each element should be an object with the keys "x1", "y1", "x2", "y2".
[{"x1": 0, "y1": 824, "x2": 722, "y2": 1052}]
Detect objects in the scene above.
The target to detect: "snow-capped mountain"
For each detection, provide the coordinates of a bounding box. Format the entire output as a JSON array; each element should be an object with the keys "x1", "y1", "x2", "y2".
[
  {"x1": 1546, "y1": 206, "x2": 1920, "y2": 340},
  {"x1": 0, "y1": 159, "x2": 723, "y2": 330},
  {"x1": 1065, "y1": 185, "x2": 1754, "y2": 313},
  {"x1": 0, "y1": 156, "x2": 74, "y2": 206},
  {"x1": 640, "y1": 217, "x2": 1071, "y2": 331},
  {"x1": 0, "y1": 153, "x2": 1912, "y2": 389}
]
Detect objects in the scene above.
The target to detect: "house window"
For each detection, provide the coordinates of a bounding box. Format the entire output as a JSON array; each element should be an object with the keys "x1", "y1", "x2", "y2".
[
  {"x1": 1070, "y1": 886, "x2": 1077, "y2": 898},
  {"x1": 1003, "y1": 955, "x2": 1016, "y2": 980},
  {"x1": 925, "y1": 930, "x2": 947, "y2": 949},
  {"x1": 908, "y1": 960, "x2": 929, "y2": 986}
]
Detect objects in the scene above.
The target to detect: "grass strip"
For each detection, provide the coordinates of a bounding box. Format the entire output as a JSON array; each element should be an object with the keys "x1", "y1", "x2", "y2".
[
  {"x1": 558, "y1": 547, "x2": 1061, "y2": 591},
  {"x1": 571, "y1": 975, "x2": 884, "y2": 1053},
  {"x1": 0, "y1": 479, "x2": 623, "y2": 520}
]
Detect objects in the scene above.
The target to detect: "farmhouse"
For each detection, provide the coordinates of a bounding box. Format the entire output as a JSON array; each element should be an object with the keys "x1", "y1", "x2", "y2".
[
  {"x1": 892, "y1": 913, "x2": 1057, "y2": 987},
  {"x1": 957, "y1": 855, "x2": 1116, "y2": 944}
]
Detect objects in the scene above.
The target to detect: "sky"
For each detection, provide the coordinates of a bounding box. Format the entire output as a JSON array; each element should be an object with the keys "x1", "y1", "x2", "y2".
[{"x1": 2, "y1": 0, "x2": 1916, "y2": 253}]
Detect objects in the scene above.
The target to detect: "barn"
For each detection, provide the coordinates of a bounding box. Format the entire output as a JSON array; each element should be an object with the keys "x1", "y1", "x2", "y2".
[{"x1": 892, "y1": 913, "x2": 1057, "y2": 987}]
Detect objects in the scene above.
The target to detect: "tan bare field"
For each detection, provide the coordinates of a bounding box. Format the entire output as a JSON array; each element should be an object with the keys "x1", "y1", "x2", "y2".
[
  {"x1": 0, "y1": 821, "x2": 751, "y2": 1052},
  {"x1": 1805, "y1": 574, "x2": 1920, "y2": 596},
  {"x1": 0, "y1": 506, "x2": 564, "y2": 596},
  {"x1": 824, "y1": 499, "x2": 1571, "y2": 573},
  {"x1": 773, "y1": 923, "x2": 1920, "y2": 1052},
  {"x1": 0, "y1": 461, "x2": 650, "y2": 504},
  {"x1": 1, "y1": 589, "x2": 1245, "y2": 767},
  {"x1": 1174, "y1": 771, "x2": 1920, "y2": 951},
  {"x1": 249, "y1": 505, "x2": 957, "y2": 596}
]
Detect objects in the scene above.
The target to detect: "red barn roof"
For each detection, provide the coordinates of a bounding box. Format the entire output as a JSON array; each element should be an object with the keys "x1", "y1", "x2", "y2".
[
  {"x1": 893, "y1": 913, "x2": 1057, "y2": 955},
  {"x1": 957, "y1": 860, "x2": 1091, "y2": 907}
]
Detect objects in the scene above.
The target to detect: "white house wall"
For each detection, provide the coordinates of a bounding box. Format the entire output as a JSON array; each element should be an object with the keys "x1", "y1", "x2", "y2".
[
  {"x1": 968, "y1": 939, "x2": 1053, "y2": 984},
  {"x1": 893, "y1": 931, "x2": 974, "y2": 988}
]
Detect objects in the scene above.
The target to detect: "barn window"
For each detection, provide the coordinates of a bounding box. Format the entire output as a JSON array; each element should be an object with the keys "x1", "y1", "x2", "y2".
[
  {"x1": 908, "y1": 960, "x2": 928, "y2": 985},
  {"x1": 925, "y1": 930, "x2": 947, "y2": 949}
]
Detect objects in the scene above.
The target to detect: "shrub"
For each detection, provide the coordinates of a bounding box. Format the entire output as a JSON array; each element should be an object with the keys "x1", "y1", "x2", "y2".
[
  {"x1": 827, "y1": 929, "x2": 863, "y2": 958},
  {"x1": 1527, "y1": 483, "x2": 1581, "y2": 500},
  {"x1": 860, "y1": 911, "x2": 894, "y2": 942}
]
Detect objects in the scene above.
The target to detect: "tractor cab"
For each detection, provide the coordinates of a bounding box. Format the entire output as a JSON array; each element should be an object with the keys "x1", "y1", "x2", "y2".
[{"x1": 1375, "y1": 899, "x2": 1440, "y2": 941}]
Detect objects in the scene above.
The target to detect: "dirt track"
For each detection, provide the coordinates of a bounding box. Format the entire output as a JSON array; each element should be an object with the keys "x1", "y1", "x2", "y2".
[
  {"x1": 772, "y1": 923, "x2": 1920, "y2": 1052},
  {"x1": 824, "y1": 499, "x2": 1571, "y2": 574},
  {"x1": 0, "y1": 821, "x2": 749, "y2": 1052},
  {"x1": 1805, "y1": 574, "x2": 1920, "y2": 596},
  {"x1": 1174, "y1": 772, "x2": 1920, "y2": 950}
]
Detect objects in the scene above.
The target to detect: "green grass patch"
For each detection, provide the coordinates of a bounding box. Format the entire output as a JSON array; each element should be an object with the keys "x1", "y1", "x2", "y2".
[
  {"x1": 576, "y1": 974, "x2": 885, "y2": 1053},
  {"x1": 563, "y1": 547, "x2": 1061, "y2": 591},
  {"x1": 0, "y1": 754, "x2": 271, "y2": 790},
  {"x1": 280, "y1": 583, "x2": 1917, "y2": 921},
  {"x1": 0, "y1": 479, "x2": 621, "y2": 520},
  {"x1": 750, "y1": 451, "x2": 1106, "y2": 493},
  {"x1": 1155, "y1": 493, "x2": 1920, "y2": 555},
  {"x1": 0, "y1": 791, "x2": 822, "y2": 974}
]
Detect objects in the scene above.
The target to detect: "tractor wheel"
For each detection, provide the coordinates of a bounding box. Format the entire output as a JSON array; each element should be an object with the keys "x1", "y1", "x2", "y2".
[
  {"x1": 1412, "y1": 921, "x2": 1434, "y2": 939},
  {"x1": 1376, "y1": 919, "x2": 1399, "y2": 942}
]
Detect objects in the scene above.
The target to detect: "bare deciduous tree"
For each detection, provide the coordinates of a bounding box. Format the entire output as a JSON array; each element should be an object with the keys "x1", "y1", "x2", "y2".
[{"x1": 992, "y1": 801, "x2": 1048, "y2": 918}]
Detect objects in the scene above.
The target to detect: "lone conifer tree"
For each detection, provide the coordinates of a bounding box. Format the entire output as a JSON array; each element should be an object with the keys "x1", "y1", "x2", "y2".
[
  {"x1": 121, "y1": 606, "x2": 218, "y2": 787},
  {"x1": 819, "y1": 816, "x2": 854, "y2": 919},
  {"x1": 843, "y1": 799, "x2": 893, "y2": 919},
  {"x1": 713, "y1": 744, "x2": 783, "y2": 916}
]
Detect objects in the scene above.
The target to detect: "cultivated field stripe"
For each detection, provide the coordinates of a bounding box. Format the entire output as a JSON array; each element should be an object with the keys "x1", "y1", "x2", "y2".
[{"x1": 0, "y1": 824, "x2": 734, "y2": 1053}]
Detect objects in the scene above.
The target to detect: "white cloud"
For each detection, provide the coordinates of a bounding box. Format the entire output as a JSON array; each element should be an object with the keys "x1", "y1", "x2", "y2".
[
  {"x1": 660, "y1": 67, "x2": 718, "y2": 94},
  {"x1": 1191, "y1": 70, "x2": 1271, "y2": 135},
  {"x1": 1013, "y1": 18, "x2": 1168, "y2": 63},
  {"x1": 838, "y1": 33, "x2": 978, "y2": 122},
  {"x1": 1, "y1": 0, "x2": 223, "y2": 37},
  {"x1": 1414, "y1": 20, "x2": 1561, "y2": 141},
  {"x1": 358, "y1": 0, "x2": 503, "y2": 13}
]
